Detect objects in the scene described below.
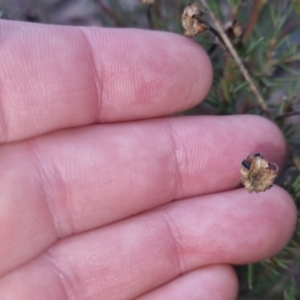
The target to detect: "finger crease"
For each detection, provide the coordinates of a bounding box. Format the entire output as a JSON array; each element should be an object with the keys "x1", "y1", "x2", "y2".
[
  {"x1": 78, "y1": 28, "x2": 103, "y2": 123},
  {"x1": 160, "y1": 210, "x2": 186, "y2": 274},
  {"x1": 165, "y1": 119, "x2": 184, "y2": 200},
  {"x1": 28, "y1": 140, "x2": 75, "y2": 239},
  {"x1": 44, "y1": 251, "x2": 79, "y2": 300}
]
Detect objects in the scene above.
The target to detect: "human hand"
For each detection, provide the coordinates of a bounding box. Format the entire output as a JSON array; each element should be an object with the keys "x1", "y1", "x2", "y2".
[{"x1": 0, "y1": 21, "x2": 296, "y2": 299}]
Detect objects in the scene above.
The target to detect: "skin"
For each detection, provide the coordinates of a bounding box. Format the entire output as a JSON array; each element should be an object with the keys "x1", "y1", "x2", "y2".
[{"x1": 0, "y1": 20, "x2": 296, "y2": 300}]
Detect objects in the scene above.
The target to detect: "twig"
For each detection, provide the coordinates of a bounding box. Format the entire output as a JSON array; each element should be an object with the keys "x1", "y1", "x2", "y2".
[
  {"x1": 195, "y1": 19, "x2": 226, "y2": 48},
  {"x1": 275, "y1": 111, "x2": 300, "y2": 120},
  {"x1": 198, "y1": 0, "x2": 270, "y2": 116},
  {"x1": 243, "y1": 0, "x2": 266, "y2": 41},
  {"x1": 288, "y1": 144, "x2": 300, "y2": 173}
]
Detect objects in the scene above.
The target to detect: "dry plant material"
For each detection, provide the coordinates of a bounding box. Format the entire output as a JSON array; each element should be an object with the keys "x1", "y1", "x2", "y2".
[
  {"x1": 181, "y1": 3, "x2": 226, "y2": 49},
  {"x1": 241, "y1": 153, "x2": 279, "y2": 193},
  {"x1": 181, "y1": 3, "x2": 209, "y2": 37},
  {"x1": 199, "y1": 0, "x2": 269, "y2": 116},
  {"x1": 224, "y1": 20, "x2": 243, "y2": 44}
]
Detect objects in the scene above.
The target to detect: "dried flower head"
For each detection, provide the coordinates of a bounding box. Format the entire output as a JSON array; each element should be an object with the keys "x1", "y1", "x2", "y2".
[
  {"x1": 181, "y1": 3, "x2": 209, "y2": 37},
  {"x1": 240, "y1": 153, "x2": 279, "y2": 193}
]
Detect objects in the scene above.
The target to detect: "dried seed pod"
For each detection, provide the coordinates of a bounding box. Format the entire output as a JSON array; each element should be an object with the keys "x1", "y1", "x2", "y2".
[
  {"x1": 181, "y1": 3, "x2": 209, "y2": 37},
  {"x1": 240, "y1": 153, "x2": 279, "y2": 193}
]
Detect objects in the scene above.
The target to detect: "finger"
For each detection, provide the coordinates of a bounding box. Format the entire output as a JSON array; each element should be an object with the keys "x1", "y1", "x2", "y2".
[
  {"x1": 136, "y1": 265, "x2": 238, "y2": 300},
  {"x1": 0, "y1": 187, "x2": 296, "y2": 299},
  {"x1": 0, "y1": 20, "x2": 212, "y2": 142},
  {"x1": 0, "y1": 115, "x2": 286, "y2": 275}
]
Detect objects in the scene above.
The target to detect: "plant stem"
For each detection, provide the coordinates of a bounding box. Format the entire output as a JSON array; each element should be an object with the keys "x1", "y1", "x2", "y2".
[
  {"x1": 243, "y1": 0, "x2": 266, "y2": 41},
  {"x1": 147, "y1": 4, "x2": 154, "y2": 29},
  {"x1": 275, "y1": 111, "x2": 300, "y2": 120},
  {"x1": 198, "y1": 0, "x2": 270, "y2": 116}
]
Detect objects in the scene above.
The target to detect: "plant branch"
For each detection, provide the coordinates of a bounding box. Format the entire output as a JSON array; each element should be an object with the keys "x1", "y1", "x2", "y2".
[
  {"x1": 198, "y1": 0, "x2": 270, "y2": 116},
  {"x1": 243, "y1": 0, "x2": 266, "y2": 41},
  {"x1": 275, "y1": 111, "x2": 300, "y2": 120}
]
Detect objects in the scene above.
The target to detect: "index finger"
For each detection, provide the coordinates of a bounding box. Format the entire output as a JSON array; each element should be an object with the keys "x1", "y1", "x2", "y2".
[{"x1": 0, "y1": 20, "x2": 212, "y2": 142}]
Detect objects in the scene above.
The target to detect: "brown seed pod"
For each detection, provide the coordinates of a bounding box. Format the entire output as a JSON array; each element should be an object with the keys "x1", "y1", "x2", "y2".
[
  {"x1": 181, "y1": 3, "x2": 209, "y2": 37},
  {"x1": 240, "y1": 153, "x2": 279, "y2": 193}
]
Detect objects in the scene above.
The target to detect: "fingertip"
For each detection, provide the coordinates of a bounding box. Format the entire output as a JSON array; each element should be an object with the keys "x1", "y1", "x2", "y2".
[
  {"x1": 266, "y1": 185, "x2": 297, "y2": 245},
  {"x1": 166, "y1": 185, "x2": 296, "y2": 266},
  {"x1": 0, "y1": 21, "x2": 213, "y2": 141},
  {"x1": 83, "y1": 28, "x2": 213, "y2": 121},
  {"x1": 238, "y1": 115, "x2": 286, "y2": 168},
  {"x1": 136, "y1": 264, "x2": 238, "y2": 300},
  {"x1": 230, "y1": 185, "x2": 297, "y2": 261},
  {"x1": 167, "y1": 114, "x2": 287, "y2": 196}
]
